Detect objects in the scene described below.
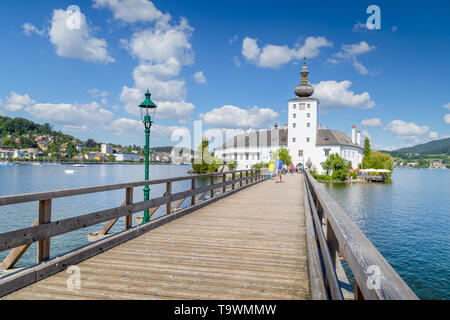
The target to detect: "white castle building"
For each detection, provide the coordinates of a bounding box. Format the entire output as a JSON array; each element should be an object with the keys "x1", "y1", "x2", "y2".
[{"x1": 215, "y1": 61, "x2": 363, "y2": 174}]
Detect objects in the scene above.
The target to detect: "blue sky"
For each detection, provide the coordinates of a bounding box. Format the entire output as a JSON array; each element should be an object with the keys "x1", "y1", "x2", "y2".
[{"x1": 0, "y1": 0, "x2": 449, "y2": 150}]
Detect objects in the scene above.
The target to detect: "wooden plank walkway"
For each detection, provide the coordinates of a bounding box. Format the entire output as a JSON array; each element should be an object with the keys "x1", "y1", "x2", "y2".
[{"x1": 2, "y1": 174, "x2": 309, "y2": 300}]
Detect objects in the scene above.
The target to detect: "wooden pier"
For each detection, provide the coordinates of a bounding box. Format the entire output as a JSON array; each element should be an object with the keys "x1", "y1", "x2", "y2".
[{"x1": 0, "y1": 169, "x2": 417, "y2": 300}]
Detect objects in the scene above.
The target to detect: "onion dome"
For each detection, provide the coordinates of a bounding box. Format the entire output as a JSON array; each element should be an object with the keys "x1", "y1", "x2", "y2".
[{"x1": 294, "y1": 58, "x2": 314, "y2": 97}]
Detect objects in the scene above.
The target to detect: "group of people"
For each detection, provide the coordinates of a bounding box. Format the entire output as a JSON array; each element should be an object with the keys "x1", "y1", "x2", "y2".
[{"x1": 268, "y1": 157, "x2": 304, "y2": 183}]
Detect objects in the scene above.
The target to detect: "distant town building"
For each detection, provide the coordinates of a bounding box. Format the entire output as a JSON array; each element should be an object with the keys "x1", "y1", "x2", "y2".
[
  {"x1": 101, "y1": 143, "x2": 113, "y2": 155},
  {"x1": 114, "y1": 153, "x2": 141, "y2": 162}
]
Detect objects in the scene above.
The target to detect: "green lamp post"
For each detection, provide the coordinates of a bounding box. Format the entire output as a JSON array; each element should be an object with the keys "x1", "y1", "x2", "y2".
[{"x1": 139, "y1": 89, "x2": 157, "y2": 223}]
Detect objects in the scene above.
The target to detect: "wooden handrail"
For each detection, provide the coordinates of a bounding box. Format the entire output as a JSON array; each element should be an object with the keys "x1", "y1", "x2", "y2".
[
  {"x1": 303, "y1": 170, "x2": 418, "y2": 300},
  {"x1": 0, "y1": 170, "x2": 256, "y2": 206},
  {"x1": 0, "y1": 169, "x2": 268, "y2": 271}
]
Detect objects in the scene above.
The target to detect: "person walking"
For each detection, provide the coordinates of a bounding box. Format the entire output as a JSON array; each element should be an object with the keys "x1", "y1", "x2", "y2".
[
  {"x1": 276, "y1": 156, "x2": 283, "y2": 183},
  {"x1": 289, "y1": 162, "x2": 294, "y2": 175},
  {"x1": 268, "y1": 161, "x2": 275, "y2": 180}
]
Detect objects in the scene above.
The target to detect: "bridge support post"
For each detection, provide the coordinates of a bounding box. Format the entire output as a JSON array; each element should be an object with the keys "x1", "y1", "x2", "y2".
[
  {"x1": 222, "y1": 174, "x2": 226, "y2": 193},
  {"x1": 166, "y1": 182, "x2": 172, "y2": 215},
  {"x1": 125, "y1": 188, "x2": 133, "y2": 230},
  {"x1": 191, "y1": 178, "x2": 196, "y2": 205},
  {"x1": 37, "y1": 199, "x2": 51, "y2": 263},
  {"x1": 210, "y1": 176, "x2": 214, "y2": 198}
]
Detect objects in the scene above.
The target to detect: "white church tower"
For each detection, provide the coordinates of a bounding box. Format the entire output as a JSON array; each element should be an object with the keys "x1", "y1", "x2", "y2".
[{"x1": 288, "y1": 59, "x2": 319, "y2": 168}]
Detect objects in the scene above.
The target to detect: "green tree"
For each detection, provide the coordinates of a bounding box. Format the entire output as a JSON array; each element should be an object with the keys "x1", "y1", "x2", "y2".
[
  {"x1": 274, "y1": 146, "x2": 292, "y2": 165},
  {"x1": 191, "y1": 138, "x2": 221, "y2": 174},
  {"x1": 1, "y1": 137, "x2": 16, "y2": 147}
]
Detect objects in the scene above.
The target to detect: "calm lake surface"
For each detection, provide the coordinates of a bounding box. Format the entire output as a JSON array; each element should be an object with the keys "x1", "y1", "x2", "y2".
[
  {"x1": 323, "y1": 168, "x2": 449, "y2": 300},
  {"x1": 0, "y1": 165, "x2": 448, "y2": 299}
]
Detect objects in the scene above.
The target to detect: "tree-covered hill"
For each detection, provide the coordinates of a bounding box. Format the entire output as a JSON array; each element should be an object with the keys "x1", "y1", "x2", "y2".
[
  {"x1": 0, "y1": 116, "x2": 74, "y2": 142},
  {"x1": 383, "y1": 138, "x2": 450, "y2": 156}
]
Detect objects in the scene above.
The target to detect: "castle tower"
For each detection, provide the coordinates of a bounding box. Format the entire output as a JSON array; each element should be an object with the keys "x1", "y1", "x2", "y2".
[{"x1": 287, "y1": 59, "x2": 319, "y2": 168}]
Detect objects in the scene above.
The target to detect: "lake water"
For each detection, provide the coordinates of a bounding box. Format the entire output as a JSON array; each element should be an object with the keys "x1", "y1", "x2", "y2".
[
  {"x1": 0, "y1": 165, "x2": 448, "y2": 299},
  {"x1": 323, "y1": 168, "x2": 449, "y2": 300}
]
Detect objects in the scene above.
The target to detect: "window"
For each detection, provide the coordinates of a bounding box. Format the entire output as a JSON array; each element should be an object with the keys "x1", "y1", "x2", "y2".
[
  {"x1": 293, "y1": 123, "x2": 296, "y2": 128},
  {"x1": 306, "y1": 137, "x2": 310, "y2": 142},
  {"x1": 293, "y1": 113, "x2": 296, "y2": 118},
  {"x1": 293, "y1": 137, "x2": 296, "y2": 142},
  {"x1": 324, "y1": 148, "x2": 330, "y2": 157},
  {"x1": 307, "y1": 113, "x2": 310, "y2": 118},
  {"x1": 298, "y1": 150, "x2": 303, "y2": 157},
  {"x1": 307, "y1": 123, "x2": 310, "y2": 127}
]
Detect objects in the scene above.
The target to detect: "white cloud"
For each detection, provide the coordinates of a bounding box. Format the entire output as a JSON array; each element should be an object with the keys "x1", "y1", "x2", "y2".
[
  {"x1": 352, "y1": 21, "x2": 368, "y2": 32},
  {"x1": 117, "y1": 8, "x2": 196, "y2": 122},
  {"x1": 22, "y1": 23, "x2": 46, "y2": 36},
  {"x1": 92, "y1": 0, "x2": 171, "y2": 24},
  {"x1": 88, "y1": 88, "x2": 109, "y2": 98},
  {"x1": 361, "y1": 118, "x2": 382, "y2": 127},
  {"x1": 242, "y1": 36, "x2": 332, "y2": 68},
  {"x1": 4, "y1": 92, "x2": 36, "y2": 112},
  {"x1": 384, "y1": 120, "x2": 430, "y2": 142},
  {"x1": 25, "y1": 101, "x2": 114, "y2": 127},
  {"x1": 313, "y1": 80, "x2": 375, "y2": 111},
  {"x1": 442, "y1": 102, "x2": 450, "y2": 110},
  {"x1": 49, "y1": 8, "x2": 114, "y2": 63},
  {"x1": 193, "y1": 71, "x2": 207, "y2": 84},
  {"x1": 361, "y1": 129, "x2": 371, "y2": 140},
  {"x1": 328, "y1": 41, "x2": 375, "y2": 75},
  {"x1": 427, "y1": 131, "x2": 439, "y2": 140},
  {"x1": 445, "y1": 114, "x2": 450, "y2": 124},
  {"x1": 62, "y1": 124, "x2": 90, "y2": 133},
  {"x1": 126, "y1": 19, "x2": 193, "y2": 65},
  {"x1": 199, "y1": 105, "x2": 278, "y2": 129}
]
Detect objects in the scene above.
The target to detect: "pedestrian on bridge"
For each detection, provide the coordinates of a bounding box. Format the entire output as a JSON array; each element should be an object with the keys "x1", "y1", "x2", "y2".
[{"x1": 276, "y1": 157, "x2": 284, "y2": 183}]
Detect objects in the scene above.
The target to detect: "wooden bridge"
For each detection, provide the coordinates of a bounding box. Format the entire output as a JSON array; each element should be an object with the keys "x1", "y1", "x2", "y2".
[{"x1": 0, "y1": 169, "x2": 417, "y2": 300}]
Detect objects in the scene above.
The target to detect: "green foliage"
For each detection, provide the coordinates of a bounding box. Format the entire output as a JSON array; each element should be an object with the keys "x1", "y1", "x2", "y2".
[
  {"x1": 273, "y1": 146, "x2": 292, "y2": 165},
  {"x1": 321, "y1": 153, "x2": 351, "y2": 175},
  {"x1": 227, "y1": 161, "x2": 237, "y2": 170},
  {"x1": 1, "y1": 137, "x2": 16, "y2": 147},
  {"x1": 19, "y1": 136, "x2": 37, "y2": 148},
  {"x1": 363, "y1": 137, "x2": 371, "y2": 158},
  {"x1": 191, "y1": 138, "x2": 221, "y2": 174},
  {"x1": 332, "y1": 169, "x2": 348, "y2": 181},
  {"x1": 362, "y1": 150, "x2": 394, "y2": 172}
]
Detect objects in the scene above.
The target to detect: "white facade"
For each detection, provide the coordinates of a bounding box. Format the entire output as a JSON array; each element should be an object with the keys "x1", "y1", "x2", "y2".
[
  {"x1": 288, "y1": 98, "x2": 319, "y2": 169},
  {"x1": 215, "y1": 62, "x2": 364, "y2": 173},
  {"x1": 114, "y1": 153, "x2": 140, "y2": 162},
  {"x1": 101, "y1": 143, "x2": 113, "y2": 155}
]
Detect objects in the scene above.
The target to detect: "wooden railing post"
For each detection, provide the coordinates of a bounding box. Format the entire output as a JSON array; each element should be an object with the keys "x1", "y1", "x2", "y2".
[
  {"x1": 354, "y1": 281, "x2": 364, "y2": 300},
  {"x1": 326, "y1": 219, "x2": 338, "y2": 267},
  {"x1": 37, "y1": 199, "x2": 51, "y2": 263},
  {"x1": 166, "y1": 181, "x2": 172, "y2": 215},
  {"x1": 210, "y1": 176, "x2": 214, "y2": 198},
  {"x1": 191, "y1": 177, "x2": 196, "y2": 205},
  {"x1": 222, "y1": 174, "x2": 226, "y2": 193},
  {"x1": 125, "y1": 187, "x2": 133, "y2": 230}
]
